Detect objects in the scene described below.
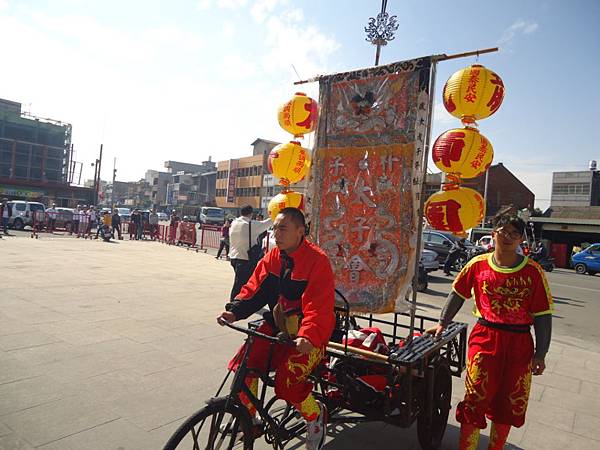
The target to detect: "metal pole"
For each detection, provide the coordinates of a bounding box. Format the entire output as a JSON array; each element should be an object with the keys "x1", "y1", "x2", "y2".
[
  {"x1": 482, "y1": 169, "x2": 489, "y2": 227},
  {"x1": 407, "y1": 60, "x2": 438, "y2": 345},
  {"x1": 92, "y1": 159, "x2": 99, "y2": 202},
  {"x1": 375, "y1": 44, "x2": 382, "y2": 66},
  {"x1": 68, "y1": 144, "x2": 74, "y2": 183},
  {"x1": 293, "y1": 47, "x2": 499, "y2": 85},
  {"x1": 96, "y1": 144, "x2": 103, "y2": 205},
  {"x1": 112, "y1": 157, "x2": 116, "y2": 208}
]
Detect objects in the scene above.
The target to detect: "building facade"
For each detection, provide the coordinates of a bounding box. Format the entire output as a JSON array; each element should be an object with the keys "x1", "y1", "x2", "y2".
[
  {"x1": 145, "y1": 170, "x2": 170, "y2": 206},
  {"x1": 163, "y1": 158, "x2": 218, "y2": 211},
  {"x1": 216, "y1": 154, "x2": 266, "y2": 212},
  {"x1": 0, "y1": 98, "x2": 94, "y2": 206},
  {"x1": 215, "y1": 138, "x2": 282, "y2": 214},
  {"x1": 550, "y1": 169, "x2": 600, "y2": 207}
]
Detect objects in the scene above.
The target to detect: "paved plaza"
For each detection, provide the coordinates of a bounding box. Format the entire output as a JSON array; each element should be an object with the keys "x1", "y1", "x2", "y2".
[{"x1": 1, "y1": 232, "x2": 600, "y2": 449}]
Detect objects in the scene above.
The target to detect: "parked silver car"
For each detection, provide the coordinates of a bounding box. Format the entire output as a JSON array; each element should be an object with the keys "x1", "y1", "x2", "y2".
[
  {"x1": 420, "y1": 248, "x2": 440, "y2": 273},
  {"x1": 8, "y1": 200, "x2": 46, "y2": 230}
]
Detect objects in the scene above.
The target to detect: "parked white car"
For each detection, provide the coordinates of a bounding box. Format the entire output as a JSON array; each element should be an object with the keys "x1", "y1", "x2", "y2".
[
  {"x1": 8, "y1": 200, "x2": 46, "y2": 230},
  {"x1": 477, "y1": 235, "x2": 494, "y2": 251}
]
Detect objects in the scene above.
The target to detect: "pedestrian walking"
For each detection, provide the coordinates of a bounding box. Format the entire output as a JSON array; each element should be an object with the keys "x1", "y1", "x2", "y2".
[
  {"x1": 46, "y1": 203, "x2": 58, "y2": 233},
  {"x1": 140, "y1": 209, "x2": 149, "y2": 240},
  {"x1": 111, "y1": 209, "x2": 122, "y2": 240},
  {"x1": 79, "y1": 206, "x2": 90, "y2": 238},
  {"x1": 88, "y1": 206, "x2": 97, "y2": 237},
  {"x1": 228, "y1": 205, "x2": 272, "y2": 301},
  {"x1": 149, "y1": 208, "x2": 159, "y2": 240},
  {"x1": 216, "y1": 218, "x2": 232, "y2": 259},
  {"x1": 1, "y1": 198, "x2": 11, "y2": 235},
  {"x1": 444, "y1": 237, "x2": 467, "y2": 275},
  {"x1": 168, "y1": 210, "x2": 180, "y2": 244},
  {"x1": 71, "y1": 205, "x2": 81, "y2": 235},
  {"x1": 428, "y1": 215, "x2": 553, "y2": 450},
  {"x1": 131, "y1": 209, "x2": 143, "y2": 240}
]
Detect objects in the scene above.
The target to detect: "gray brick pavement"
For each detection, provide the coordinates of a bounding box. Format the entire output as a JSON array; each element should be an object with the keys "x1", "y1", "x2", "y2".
[{"x1": 1, "y1": 234, "x2": 599, "y2": 449}]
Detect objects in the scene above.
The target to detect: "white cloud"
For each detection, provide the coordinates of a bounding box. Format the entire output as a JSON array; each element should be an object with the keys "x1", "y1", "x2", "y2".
[
  {"x1": 222, "y1": 20, "x2": 235, "y2": 39},
  {"x1": 217, "y1": 0, "x2": 248, "y2": 9},
  {"x1": 498, "y1": 19, "x2": 539, "y2": 45},
  {"x1": 251, "y1": 0, "x2": 282, "y2": 23},
  {"x1": 0, "y1": 5, "x2": 339, "y2": 184},
  {"x1": 261, "y1": 12, "x2": 340, "y2": 83},
  {"x1": 0, "y1": 0, "x2": 9, "y2": 11},
  {"x1": 523, "y1": 22, "x2": 539, "y2": 34},
  {"x1": 197, "y1": 0, "x2": 211, "y2": 10}
]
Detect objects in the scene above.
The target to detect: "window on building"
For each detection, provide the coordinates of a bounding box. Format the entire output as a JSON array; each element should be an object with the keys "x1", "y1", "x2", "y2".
[{"x1": 553, "y1": 183, "x2": 590, "y2": 195}]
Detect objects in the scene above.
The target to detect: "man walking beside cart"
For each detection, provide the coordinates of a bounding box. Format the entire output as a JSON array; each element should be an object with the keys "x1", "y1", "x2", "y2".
[
  {"x1": 217, "y1": 207, "x2": 335, "y2": 450},
  {"x1": 228, "y1": 205, "x2": 272, "y2": 301},
  {"x1": 430, "y1": 215, "x2": 553, "y2": 450}
]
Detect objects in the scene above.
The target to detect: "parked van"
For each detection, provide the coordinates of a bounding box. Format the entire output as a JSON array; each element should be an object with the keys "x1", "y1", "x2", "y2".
[
  {"x1": 8, "y1": 200, "x2": 46, "y2": 230},
  {"x1": 199, "y1": 207, "x2": 224, "y2": 225}
]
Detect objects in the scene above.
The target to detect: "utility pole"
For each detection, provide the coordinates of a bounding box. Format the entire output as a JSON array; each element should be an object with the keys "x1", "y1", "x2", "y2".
[
  {"x1": 365, "y1": 0, "x2": 399, "y2": 66},
  {"x1": 111, "y1": 157, "x2": 117, "y2": 208},
  {"x1": 91, "y1": 144, "x2": 104, "y2": 205},
  {"x1": 96, "y1": 144, "x2": 103, "y2": 205}
]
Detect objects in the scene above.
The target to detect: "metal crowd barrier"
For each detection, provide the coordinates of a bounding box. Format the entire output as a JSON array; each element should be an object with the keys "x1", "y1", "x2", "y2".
[{"x1": 198, "y1": 224, "x2": 221, "y2": 253}]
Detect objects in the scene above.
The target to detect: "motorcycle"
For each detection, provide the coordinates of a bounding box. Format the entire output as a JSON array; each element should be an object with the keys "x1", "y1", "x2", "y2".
[
  {"x1": 530, "y1": 252, "x2": 555, "y2": 272},
  {"x1": 99, "y1": 224, "x2": 112, "y2": 242}
]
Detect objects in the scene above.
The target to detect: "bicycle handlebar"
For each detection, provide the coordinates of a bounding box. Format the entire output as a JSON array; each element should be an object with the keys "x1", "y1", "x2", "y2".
[{"x1": 219, "y1": 319, "x2": 294, "y2": 345}]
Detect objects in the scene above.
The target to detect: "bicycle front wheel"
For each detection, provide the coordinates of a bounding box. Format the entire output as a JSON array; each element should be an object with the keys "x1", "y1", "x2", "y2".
[{"x1": 163, "y1": 396, "x2": 254, "y2": 450}]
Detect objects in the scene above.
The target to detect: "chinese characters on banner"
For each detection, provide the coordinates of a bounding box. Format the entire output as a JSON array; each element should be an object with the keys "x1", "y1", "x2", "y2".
[
  {"x1": 308, "y1": 58, "x2": 432, "y2": 313},
  {"x1": 226, "y1": 159, "x2": 239, "y2": 204}
]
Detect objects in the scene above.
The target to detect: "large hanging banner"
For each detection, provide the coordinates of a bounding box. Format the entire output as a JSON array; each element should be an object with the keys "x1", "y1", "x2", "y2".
[{"x1": 307, "y1": 57, "x2": 432, "y2": 313}]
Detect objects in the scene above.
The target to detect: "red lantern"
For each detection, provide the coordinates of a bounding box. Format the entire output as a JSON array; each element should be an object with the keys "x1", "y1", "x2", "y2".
[
  {"x1": 424, "y1": 186, "x2": 485, "y2": 235},
  {"x1": 432, "y1": 127, "x2": 493, "y2": 179}
]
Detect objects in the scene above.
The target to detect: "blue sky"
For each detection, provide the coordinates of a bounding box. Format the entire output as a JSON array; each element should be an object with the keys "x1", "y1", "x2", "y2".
[{"x1": 0, "y1": 0, "x2": 598, "y2": 209}]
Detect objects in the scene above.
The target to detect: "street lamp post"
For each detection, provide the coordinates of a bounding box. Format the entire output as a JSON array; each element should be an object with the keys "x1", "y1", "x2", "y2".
[{"x1": 364, "y1": 0, "x2": 399, "y2": 66}]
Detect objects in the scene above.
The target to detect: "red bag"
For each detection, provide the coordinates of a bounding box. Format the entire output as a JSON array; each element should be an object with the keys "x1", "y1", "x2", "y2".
[{"x1": 343, "y1": 327, "x2": 389, "y2": 355}]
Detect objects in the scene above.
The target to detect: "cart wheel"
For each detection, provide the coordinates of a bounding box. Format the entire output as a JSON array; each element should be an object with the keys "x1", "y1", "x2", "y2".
[
  {"x1": 417, "y1": 361, "x2": 452, "y2": 450},
  {"x1": 162, "y1": 397, "x2": 254, "y2": 450}
]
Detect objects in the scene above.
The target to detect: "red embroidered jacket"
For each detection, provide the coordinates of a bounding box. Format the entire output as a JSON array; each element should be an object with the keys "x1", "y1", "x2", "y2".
[{"x1": 227, "y1": 239, "x2": 335, "y2": 348}]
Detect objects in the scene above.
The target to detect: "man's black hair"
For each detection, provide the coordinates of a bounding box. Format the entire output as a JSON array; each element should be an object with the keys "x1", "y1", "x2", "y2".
[
  {"x1": 241, "y1": 205, "x2": 253, "y2": 216},
  {"x1": 493, "y1": 215, "x2": 526, "y2": 235},
  {"x1": 277, "y1": 207, "x2": 306, "y2": 229}
]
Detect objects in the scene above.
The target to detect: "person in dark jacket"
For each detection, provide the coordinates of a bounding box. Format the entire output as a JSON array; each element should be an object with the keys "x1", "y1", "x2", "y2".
[
  {"x1": 1, "y1": 198, "x2": 11, "y2": 235},
  {"x1": 444, "y1": 237, "x2": 467, "y2": 275},
  {"x1": 111, "y1": 210, "x2": 122, "y2": 239},
  {"x1": 131, "y1": 209, "x2": 143, "y2": 240}
]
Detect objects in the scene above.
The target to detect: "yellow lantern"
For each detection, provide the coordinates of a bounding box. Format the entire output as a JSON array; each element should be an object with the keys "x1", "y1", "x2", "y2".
[
  {"x1": 267, "y1": 190, "x2": 305, "y2": 220},
  {"x1": 432, "y1": 127, "x2": 494, "y2": 179},
  {"x1": 268, "y1": 141, "x2": 311, "y2": 185},
  {"x1": 277, "y1": 92, "x2": 318, "y2": 138},
  {"x1": 424, "y1": 186, "x2": 485, "y2": 235},
  {"x1": 442, "y1": 65, "x2": 505, "y2": 124}
]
